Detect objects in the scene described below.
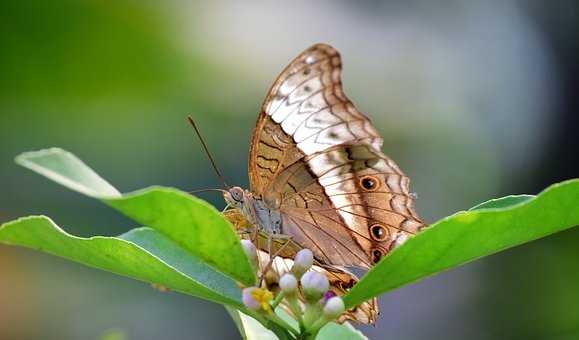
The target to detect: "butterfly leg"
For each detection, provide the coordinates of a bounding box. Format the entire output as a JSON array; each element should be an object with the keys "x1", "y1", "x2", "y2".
[
  {"x1": 236, "y1": 228, "x2": 253, "y2": 239},
  {"x1": 258, "y1": 234, "x2": 293, "y2": 286}
]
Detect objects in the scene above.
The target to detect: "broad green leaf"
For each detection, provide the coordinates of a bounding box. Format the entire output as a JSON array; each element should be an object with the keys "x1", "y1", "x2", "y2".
[
  {"x1": 317, "y1": 323, "x2": 368, "y2": 340},
  {"x1": 469, "y1": 194, "x2": 534, "y2": 210},
  {"x1": 119, "y1": 227, "x2": 241, "y2": 300},
  {"x1": 343, "y1": 179, "x2": 579, "y2": 309},
  {"x1": 15, "y1": 148, "x2": 121, "y2": 198},
  {"x1": 15, "y1": 148, "x2": 256, "y2": 286},
  {"x1": 231, "y1": 311, "x2": 279, "y2": 340},
  {"x1": 226, "y1": 307, "x2": 297, "y2": 340},
  {"x1": 0, "y1": 216, "x2": 242, "y2": 307}
]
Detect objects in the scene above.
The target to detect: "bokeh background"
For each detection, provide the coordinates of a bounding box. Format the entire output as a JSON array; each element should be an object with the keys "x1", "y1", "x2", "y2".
[{"x1": 1, "y1": 1, "x2": 578, "y2": 339}]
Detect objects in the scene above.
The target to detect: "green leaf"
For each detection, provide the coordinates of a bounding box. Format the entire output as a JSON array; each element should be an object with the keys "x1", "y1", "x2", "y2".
[
  {"x1": 106, "y1": 187, "x2": 256, "y2": 286},
  {"x1": 15, "y1": 148, "x2": 256, "y2": 286},
  {"x1": 228, "y1": 309, "x2": 279, "y2": 340},
  {"x1": 15, "y1": 148, "x2": 121, "y2": 198},
  {"x1": 0, "y1": 216, "x2": 242, "y2": 307},
  {"x1": 343, "y1": 179, "x2": 579, "y2": 309},
  {"x1": 469, "y1": 194, "x2": 534, "y2": 210},
  {"x1": 317, "y1": 322, "x2": 368, "y2": 340}
]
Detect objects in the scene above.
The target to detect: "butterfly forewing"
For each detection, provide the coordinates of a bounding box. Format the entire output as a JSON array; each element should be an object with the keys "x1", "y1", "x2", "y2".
[{"x1": 261, "y1": 44, "x2": 383, "y2": 155}]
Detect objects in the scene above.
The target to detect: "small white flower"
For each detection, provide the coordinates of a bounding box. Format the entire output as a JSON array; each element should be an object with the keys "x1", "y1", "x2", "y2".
[
  {"x1": 240, "y1": 240, "x2": 257, "y2": 265},
  {"x1": 300, "y1": 271, "x2": 329, "y2": 300},
  {"x1": 323, "y1": 296, "x2": 345, "y2": 319},
  {"x1": 279, "y1": 273, "x2": 298, "y2": 295}
]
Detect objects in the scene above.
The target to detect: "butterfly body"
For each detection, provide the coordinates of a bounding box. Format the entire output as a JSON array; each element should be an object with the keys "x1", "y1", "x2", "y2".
[
  {"x1": 224, "y1": 187, "x2": 283, "y2": 235},
  {"x1": 226, "y1": 43, "x2": 426, "y2": 270}
]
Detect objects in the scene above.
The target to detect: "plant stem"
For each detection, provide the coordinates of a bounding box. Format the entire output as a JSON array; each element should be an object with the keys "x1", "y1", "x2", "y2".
[
  {"x1": 269, "y1": 312, "x2": 300, "y2": 338},
  {"x1": 286, "y1": 296, "x2": 306, "y2": 333},
  {"x1": 302, "y1": 301, "x2": 322, "y2": 329},
  {"x1": 271, "y1": 291, "x2": 285, "y2": 310}
]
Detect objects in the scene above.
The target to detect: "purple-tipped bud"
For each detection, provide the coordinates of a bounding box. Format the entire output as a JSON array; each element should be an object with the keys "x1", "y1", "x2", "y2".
[
  {"x1": 291, "y1": 249, "x2": 313, "y2": 277},
  {"x1": 300, "y1": 271, "x2": 329, "y2": 300},
  {"x1": 240, "y1": 240, "x2": 257, "y2": 265},
  {"x1": 323, "y1": 296, "x2": 345, "y2": 319},
  {"x1": 279, "y1": 273, "x2": 298, "y2": 295},
  {"x1": 322, "y1": 291, "x2": 337, "y2": 305}
]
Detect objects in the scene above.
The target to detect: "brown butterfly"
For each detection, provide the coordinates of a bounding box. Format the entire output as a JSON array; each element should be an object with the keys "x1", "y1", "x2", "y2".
[{"x1": 223, "y1": 43, "x2": 426, "y2": 269}]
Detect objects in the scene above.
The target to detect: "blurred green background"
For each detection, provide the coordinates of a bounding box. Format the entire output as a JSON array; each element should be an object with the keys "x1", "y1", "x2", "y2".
[{"x1": 1, "y1": 1, "x2": 578, "y2": 339}]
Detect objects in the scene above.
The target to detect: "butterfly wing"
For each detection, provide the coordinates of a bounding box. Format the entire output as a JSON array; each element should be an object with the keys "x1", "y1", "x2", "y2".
[{"x1": 249, "y1": 44, "x2": 425, "y2": 269}]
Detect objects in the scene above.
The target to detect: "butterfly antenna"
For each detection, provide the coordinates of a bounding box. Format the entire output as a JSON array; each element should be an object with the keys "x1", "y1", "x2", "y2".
[
  {"x1": 188, "y1": 188, "x2": 227, "y2": 195},
  {"x1": 187, "y1": 115, "x2": 229, "y2": 188}
]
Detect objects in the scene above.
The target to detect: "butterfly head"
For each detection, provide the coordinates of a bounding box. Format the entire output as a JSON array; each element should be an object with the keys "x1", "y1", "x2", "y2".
[{"x1": 224, "y1": 186, "x2": 247, "y2": 208}]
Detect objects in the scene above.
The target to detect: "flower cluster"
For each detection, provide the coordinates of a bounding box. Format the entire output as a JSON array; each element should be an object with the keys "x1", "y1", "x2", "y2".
[{"x1": 240, "y1": 245, "x2": 345, "y2": 337}]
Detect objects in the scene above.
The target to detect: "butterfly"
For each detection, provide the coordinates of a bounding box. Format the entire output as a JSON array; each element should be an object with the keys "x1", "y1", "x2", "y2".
[{"x1": 223, "y1": 43, "x2": 426, "y2": 269}]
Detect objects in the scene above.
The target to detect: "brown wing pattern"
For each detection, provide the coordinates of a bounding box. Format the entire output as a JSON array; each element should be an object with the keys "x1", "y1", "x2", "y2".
[
  {"x1": 250, "y1": 43, "x2": 382, "y2": 193},
  {"x1": 261, "y1": 44, "x2": 383, "y2": 155},
  {"x1": 248, "y1": 113, "x2": 304, "y2": 196},
  {"x1": 248, "y1": 43, "x2": 425, "y2": 269},
  {"x1": 306, "y1": 145, "x2": 424, "y2": 262}
]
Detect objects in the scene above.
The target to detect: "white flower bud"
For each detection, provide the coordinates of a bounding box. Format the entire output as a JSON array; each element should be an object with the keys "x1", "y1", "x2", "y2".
[
  {"x1": 240, "y1": 240, "x2": 257, "y2": 265},
  {"x1": 279, "y1": 273, "x2": 298, "y2": 295},
  {"x1": 323, "y1": 296, "x2": 345, "y2": 320},
  {"x1": 300, "y1": 271, "x2": 329, "y2": 300},
  {"x1": 291, "y1": 249, "x2": 313, "y2": 277}
]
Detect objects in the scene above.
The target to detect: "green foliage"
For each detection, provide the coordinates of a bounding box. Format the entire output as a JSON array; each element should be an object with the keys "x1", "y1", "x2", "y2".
[
  {"x1": 14, "y1": 148, "x2": 256, "y2": 286},
  {"x1": 2, "y1": 147, "x2": 579, "y2": 339},
  {"x1": 0, "y1": 217, "x2": 242, "y2": 307}
]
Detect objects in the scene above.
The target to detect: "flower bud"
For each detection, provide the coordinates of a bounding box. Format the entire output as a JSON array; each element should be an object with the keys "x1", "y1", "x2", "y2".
[
  {"x1": 291, "y1": 249, "x2": 313, "y2": 277},
  {"x1": 300, "y1": 271, "x2": 329, "y2": 300},
  {"x1": 322, "y1": 296, "x2": 345, "y2": 320},
  {"x1": 279, "y1": 273, "x2": 298, "y2": 295},
  {"x1": 240, "y1": 240, "x2": 257, "y2": 265}
]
